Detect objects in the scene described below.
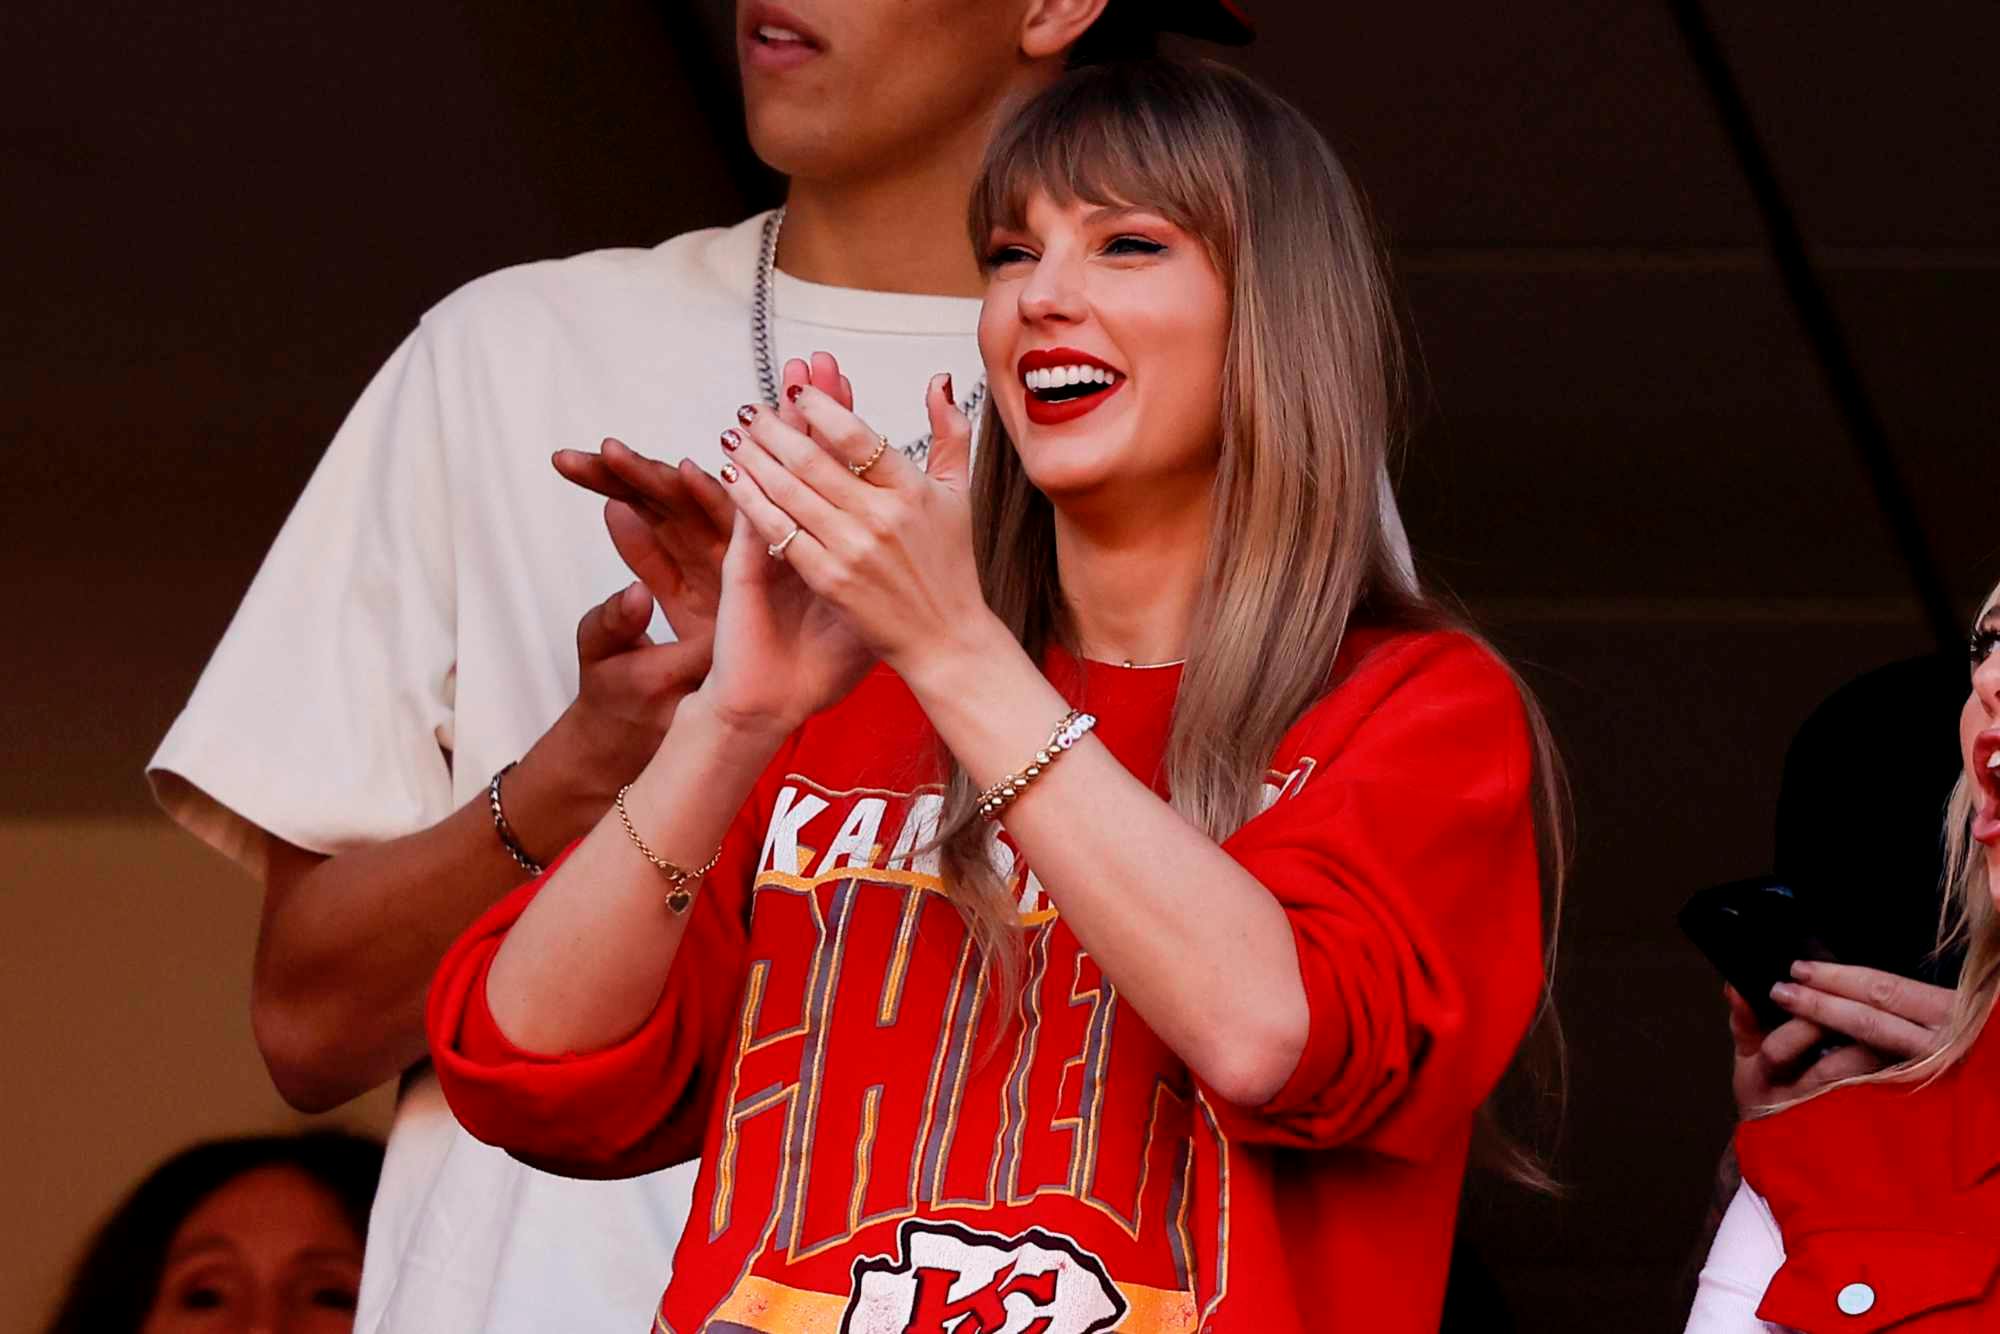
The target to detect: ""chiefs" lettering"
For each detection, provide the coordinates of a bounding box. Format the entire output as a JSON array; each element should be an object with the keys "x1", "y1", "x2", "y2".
[{"x1": 710, "y1": 786, "x2": 1189, "y2": 1266}]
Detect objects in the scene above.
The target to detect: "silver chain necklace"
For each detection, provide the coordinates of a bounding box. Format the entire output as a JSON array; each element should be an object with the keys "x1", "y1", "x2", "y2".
[{"x1": 752, "y1": 208, "x2": 985, "y2": 468}]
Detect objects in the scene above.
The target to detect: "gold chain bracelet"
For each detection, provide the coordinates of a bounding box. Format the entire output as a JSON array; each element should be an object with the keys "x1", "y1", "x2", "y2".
[
  {"x1": 977, "y1": 708, "x2": 1096, "y2": 821},
  {"x1": 615, "y1": 784, "x2": 722, "y2": 915}
]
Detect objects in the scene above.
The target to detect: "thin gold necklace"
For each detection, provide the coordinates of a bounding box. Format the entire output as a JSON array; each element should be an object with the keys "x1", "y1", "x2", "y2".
[{"x1": 1080, "y1": 649, "x2": 1186, "y2": 669}]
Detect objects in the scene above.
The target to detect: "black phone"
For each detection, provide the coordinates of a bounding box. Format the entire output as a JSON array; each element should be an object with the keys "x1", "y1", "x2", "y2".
[{"x1": 1678, "y1": 876, "x2": 1845, "y2": 1033}]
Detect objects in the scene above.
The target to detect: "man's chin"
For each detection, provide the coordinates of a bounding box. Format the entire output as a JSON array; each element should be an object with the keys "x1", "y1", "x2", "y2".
[{"x1": 743, "y1": 104, "x2": 858, "y2": 176}]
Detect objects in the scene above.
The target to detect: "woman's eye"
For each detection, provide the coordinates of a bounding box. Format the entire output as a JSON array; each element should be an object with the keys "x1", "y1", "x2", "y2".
[
  {"x1": 984, "y1": 244, "x2": 1035, "y2": 267},
  {"x1": 179, "y1": 1286, "x2": 225, "y2": 1310},
  {"x1": 310, "y1": 1286, "x2": 360, "y2": 1311},
  {"x1": 1104, "y1": 235, "x2": 1166, "y2": 256},
  {"x1": 1972, "y1": 628, "x2": 2000, "y2": 669}
]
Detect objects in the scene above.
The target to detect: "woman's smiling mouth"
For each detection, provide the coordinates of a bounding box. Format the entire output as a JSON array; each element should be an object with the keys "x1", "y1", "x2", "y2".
[
  {"x1": 1975, "y1": 730, "x2": 2000, "y2": 847},
  {"x1": 1018, "y1": 347, "x2": 1126, "y2": 425}
]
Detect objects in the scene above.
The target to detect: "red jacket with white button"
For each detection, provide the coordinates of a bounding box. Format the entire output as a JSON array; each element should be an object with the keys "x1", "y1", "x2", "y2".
[{"x1": 1733, "y1": 1011, "x2": 2000, "y2": 1331}]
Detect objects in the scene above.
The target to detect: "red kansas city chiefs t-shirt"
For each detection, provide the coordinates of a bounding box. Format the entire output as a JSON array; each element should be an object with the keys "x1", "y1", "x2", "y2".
[{"x1": 429, "y1": 628, "x2": 1544, "y2": 1333}]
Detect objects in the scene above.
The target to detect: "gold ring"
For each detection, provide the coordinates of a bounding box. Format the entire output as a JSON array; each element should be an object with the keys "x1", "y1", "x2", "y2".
[
  {"x1": 850, "y1": 435, "x2": 890, "y2": 477},
  {"x1": 766, "y1": 525, "x2": 801, "y2": 559}
]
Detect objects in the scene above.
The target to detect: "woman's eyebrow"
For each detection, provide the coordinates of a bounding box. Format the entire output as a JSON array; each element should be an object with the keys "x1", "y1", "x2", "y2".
[
  {"x1": 292, "y1": 1246, "x2": 364, "y2": 1266},
  {"x1": 162, "y1": 1235, "x2": 236, "y2": 1264},
  {"x1": 1082, "y1": 204, "x2": 1155, "y2": 226}
]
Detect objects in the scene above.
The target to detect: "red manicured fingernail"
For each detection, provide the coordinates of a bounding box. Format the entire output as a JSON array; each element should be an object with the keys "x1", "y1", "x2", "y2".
[
  {"x1": 719, "y1": 462, "x2": 740, "y2": 484},
  {"x1": 720, "y1": 429, "x2": 741, "y2": 452},
  {"x1": 785, "y1": 383, "x2": 803, "y2": 403},
  {"x1": 736, "y1": 404, "x2": 758, "y2": 425},
  {"x1": 941, "y1": 373, "x2": 955, "y2": 405}
]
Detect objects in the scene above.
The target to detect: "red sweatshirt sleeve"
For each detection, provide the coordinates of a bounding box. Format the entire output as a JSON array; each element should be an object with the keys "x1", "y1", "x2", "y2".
[
  {"x1": 426, "y1": 745, "x2": 787, "y2": 1181},
  {"x1": 1210, "y1": 631, "x2": 1545, "y2": 1161}
]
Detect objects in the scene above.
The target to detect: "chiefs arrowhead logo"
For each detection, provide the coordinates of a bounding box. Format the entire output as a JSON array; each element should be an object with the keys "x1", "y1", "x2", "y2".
[{"x1": 842, "y1": 1219, "x2": 1128, "y2": 1334}]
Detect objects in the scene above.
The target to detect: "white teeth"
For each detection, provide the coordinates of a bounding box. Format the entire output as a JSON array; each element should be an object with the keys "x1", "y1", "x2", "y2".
[
  {"x1": 1987, "y1": 752, "x2": 2000, "y2": 770},
  {"x1": 758, "y1": 24, "x2": 803, "y2": 41},
  {"x1": 1024, "y1": 363, "x2": 1119, "y2": 392}
]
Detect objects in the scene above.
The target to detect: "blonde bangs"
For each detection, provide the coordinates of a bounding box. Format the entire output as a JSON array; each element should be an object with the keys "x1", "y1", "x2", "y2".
[{"x1": 968, "y1": 63, "x2": 1242, "y2": 276}]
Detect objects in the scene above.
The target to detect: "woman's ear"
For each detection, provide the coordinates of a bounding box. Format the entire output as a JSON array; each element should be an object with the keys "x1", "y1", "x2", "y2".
[{"x1": 1019, "y1": 0, "x2": 1112, "y2": 62}]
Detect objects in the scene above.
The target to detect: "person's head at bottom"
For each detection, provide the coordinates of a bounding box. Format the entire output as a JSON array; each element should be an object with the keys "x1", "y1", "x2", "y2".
[{"x1": 45, "y1": 1132, "x2": 383, "y2": 1334}]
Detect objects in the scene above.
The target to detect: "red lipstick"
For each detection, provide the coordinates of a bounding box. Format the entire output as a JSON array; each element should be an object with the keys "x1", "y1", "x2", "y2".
[
  {"x1": 1017, "y1": 346, "x2": 1126, "y2": 426},
  {"x1": 1976, "y1": 729, "x2": 2000, "y2": 846}
]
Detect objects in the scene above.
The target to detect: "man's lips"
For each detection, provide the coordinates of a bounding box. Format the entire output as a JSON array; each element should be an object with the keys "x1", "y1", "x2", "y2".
[{"x1": 742, "y1": 2, "x2": 824, "y2": 70}]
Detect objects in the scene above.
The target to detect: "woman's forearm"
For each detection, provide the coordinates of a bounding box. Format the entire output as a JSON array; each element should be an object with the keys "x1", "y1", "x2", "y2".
[
  {"x1": 899, "y1": 625, "x2": 1311, "y2": 1108},
  {"x1": 482, "y1": 695, "x2": 783, "y2": 1055}
]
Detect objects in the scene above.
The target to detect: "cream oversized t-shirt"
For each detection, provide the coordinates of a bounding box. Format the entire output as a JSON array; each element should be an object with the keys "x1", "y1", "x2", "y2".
[{"x1": 148, "y1": 212, "x2": 988, "y2": 1334}]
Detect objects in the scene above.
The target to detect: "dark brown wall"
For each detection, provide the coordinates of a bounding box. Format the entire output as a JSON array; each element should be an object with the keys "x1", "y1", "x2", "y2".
[
  {"x1": 3, "y1": 1, "x2": 750, "y2": 816},
  {"x1": 6, "y1": 4, "x2": 1997, "y2": 1330}
]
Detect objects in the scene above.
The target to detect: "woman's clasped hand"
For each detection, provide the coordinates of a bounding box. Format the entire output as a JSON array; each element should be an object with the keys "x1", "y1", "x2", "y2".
[{"x1": 700, "y1": 350, "x2": 989, "y2": 736}]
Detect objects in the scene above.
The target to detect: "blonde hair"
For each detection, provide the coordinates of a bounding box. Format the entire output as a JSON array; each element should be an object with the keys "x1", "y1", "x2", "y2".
[{"x1": 938, "y1": 60, "x2": 1568, "y2": 1183}]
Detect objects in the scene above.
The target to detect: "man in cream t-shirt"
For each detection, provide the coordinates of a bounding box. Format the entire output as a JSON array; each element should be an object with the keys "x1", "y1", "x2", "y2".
[
  {"x1": 151, "y1": 218, "x2": 985, "y2": 1327},
  {"x1": 145, "y1": 3, "x2": 1281, "y2": 1331}
]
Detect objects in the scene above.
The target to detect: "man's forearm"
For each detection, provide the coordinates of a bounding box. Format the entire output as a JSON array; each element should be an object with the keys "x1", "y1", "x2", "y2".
[{"x1": 252, "y1": 713, "x2": 617, "y2": 1111}]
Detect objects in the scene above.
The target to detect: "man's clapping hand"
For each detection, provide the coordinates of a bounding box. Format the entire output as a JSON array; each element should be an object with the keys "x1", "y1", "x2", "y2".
[{"x1": 540, "y1": 441, "x2": 735, "y2": 799}]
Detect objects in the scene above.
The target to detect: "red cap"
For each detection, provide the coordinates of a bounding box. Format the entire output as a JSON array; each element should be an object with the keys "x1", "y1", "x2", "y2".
[{"x1": 1153, "y1": 0, "x2": 1255, "y2": 44}]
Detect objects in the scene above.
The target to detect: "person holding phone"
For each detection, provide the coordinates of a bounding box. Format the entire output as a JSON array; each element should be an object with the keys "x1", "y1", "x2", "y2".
[
  {"x1": 427, "y1": 59, "x2": 1563, "y2": 1334},
  {"x1": 1727, "y1": 962, "x2": 1954, "y2": 1113},
  {"x1": 1722, "y1": 650, "x2": 1970, "y2": 1113},
  {"x1": 1679, "y1": 655, "x2": 1970, "y2": 1297},
  {"x1": 1686, "y1": 580, "x2": 2000, "y2": 1330}
]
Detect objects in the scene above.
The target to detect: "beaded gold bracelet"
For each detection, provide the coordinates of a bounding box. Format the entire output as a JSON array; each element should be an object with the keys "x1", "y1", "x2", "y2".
[
  {"x1": 977, "y1": 708, "x2": 1096, "y2": 821},
  {"x1": 615, "y1": 784, "x2": 722, "y2": 915}
]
